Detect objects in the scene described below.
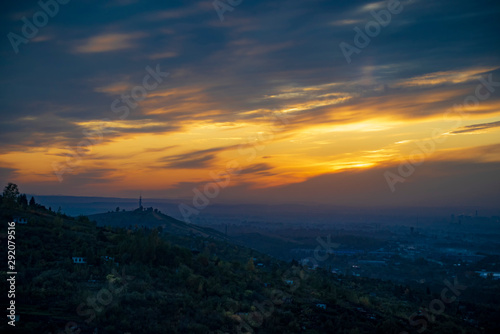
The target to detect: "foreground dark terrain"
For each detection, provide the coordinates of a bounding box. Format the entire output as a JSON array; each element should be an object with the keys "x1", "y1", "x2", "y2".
[{"x1": 1, "y1": 187, "x2": 499, "y2": 333}]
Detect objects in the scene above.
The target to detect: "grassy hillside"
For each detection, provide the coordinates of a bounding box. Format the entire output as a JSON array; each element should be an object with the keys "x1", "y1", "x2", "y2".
[{"x1": 0, "y1": 199, "x2": 492, "y2": 333}]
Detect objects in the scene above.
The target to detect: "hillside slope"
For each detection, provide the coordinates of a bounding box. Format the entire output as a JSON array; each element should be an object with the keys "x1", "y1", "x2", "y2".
[
  {"x1": 0, "y1": 201, "x2": 495, "y2": 333},
  {"x1": 88, "y1": 209, "x2": 227, "y2": 239}
]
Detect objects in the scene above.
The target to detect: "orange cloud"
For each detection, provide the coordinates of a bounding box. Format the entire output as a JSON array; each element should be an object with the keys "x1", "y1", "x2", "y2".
[
  {"x1": 74, "y1": 32, "x2": 145, "y2": 53},
  {"x1": 394, "y1": 67, "x2": 498, "y2": 87}
]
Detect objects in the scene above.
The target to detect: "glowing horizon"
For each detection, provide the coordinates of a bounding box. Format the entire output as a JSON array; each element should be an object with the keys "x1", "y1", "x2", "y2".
[{"x1": 1, "y1": 0, "x2": 499, "y2": 208}]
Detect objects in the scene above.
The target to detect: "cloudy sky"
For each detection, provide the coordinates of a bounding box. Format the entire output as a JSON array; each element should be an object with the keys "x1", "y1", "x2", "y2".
[{"x1": 1, "y1": 0, "x2": 499, "y2": 209}]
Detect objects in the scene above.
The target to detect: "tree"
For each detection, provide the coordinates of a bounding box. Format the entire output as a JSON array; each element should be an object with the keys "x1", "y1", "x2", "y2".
[
  {"x1": 3, "y1": 183, "x2": 19, "y2": 200},
  {"x1": 29, "y1": 196, "x2": 36, "y2": 207},
  {"x1": 2, "y1": 183, "x2": 19, "y2": 207},
  {"x1": 17, "y1": 194, "x2": 28, "y2": 207},
  {"x1": 246, "y1": 258, "x2": 255, "y2": 272}
]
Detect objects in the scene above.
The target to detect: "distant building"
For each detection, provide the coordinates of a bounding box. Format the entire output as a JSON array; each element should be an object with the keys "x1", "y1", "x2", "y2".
[
  {"x1": 101, "y1": 256, "x2": 118, "y2": 266},
  {"x1": 475, "y1": 271, "x2": 500, "y2": 279},
  {"x1": 358, "y1": 260, "x2": 387, "y2": 266},
  {"x1": 13, "y1": 217, "x2": 27, "y2": 224},
  {"x1": 236, "y1": 312, "x2": 249, "y2": 317},
  {"x1": 72, "y1": 257, "x2": 86, "y2": 264},
  {"x1": 316, "y1": 303, "x2": 327, "y2": 310},
  {"x1": 300, "y1": 258, "x2": 319, "y2": 269}
]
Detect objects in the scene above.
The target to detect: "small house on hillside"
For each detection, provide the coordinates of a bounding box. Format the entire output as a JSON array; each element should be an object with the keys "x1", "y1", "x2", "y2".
[
  {"x1": 316, "y1": 303, "x2": 327, "y2": 310},
  {"x1": 13, "y1": 217, "x2": 27, "y2": 224},
  {"x1": 72, "y1": 257, "x2": 86, "y2": 264},
  {"x1": 101, "y1": 255, "x2": 119, "y2": 266}
]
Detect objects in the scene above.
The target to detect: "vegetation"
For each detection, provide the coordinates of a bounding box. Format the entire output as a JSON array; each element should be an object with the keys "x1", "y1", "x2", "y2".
[{"x1": 0, "y1": 183, "x2": 497, "y2": 333}]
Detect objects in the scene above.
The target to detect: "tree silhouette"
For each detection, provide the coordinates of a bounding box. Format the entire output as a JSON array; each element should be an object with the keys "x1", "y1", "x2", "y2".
[
  {"x1": 3, "y1": 182, "x2": 19, "y2": 200},
  {"x1": 18, "y1": 193, "x2": 28, "y2": 207},
  {"x1": 246, "y1": 258, "x2": 255, "y2": 272},
  {"x1": 2, "y1": 182, "x2": 19, "y2": 208}
]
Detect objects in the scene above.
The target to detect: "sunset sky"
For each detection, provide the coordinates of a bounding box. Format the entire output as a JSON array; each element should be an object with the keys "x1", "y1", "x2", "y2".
[{"x1": 1, "y1": 0, "x2": 499, "y2": 209}]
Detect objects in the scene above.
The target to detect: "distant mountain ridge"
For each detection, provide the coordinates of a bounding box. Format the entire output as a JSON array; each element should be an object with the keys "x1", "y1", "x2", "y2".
[{"x1": 88, "y1": 209, "x2": 227, "y2": 239}]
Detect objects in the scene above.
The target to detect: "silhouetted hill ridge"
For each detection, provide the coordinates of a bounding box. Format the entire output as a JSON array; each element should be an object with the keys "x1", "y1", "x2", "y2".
[{"x1": 88, "y1": 209, "x2": 226, "y2": 239}]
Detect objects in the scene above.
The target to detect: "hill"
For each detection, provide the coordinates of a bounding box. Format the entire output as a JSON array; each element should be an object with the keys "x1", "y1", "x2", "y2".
[
  {"x1": 1, "y1": 189, "x2": 496, "y2": 334},
  {"x1": 88, "y1": 208, "x2": 226, "y2": 240}
]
